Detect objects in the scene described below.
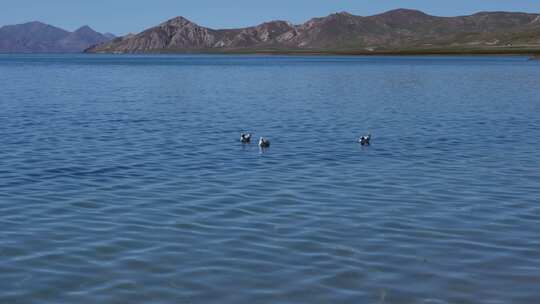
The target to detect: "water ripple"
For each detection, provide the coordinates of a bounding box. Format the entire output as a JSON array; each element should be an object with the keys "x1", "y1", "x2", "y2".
[{"x1": 1, "y1": 54, "x2": 539, "y2": 303}]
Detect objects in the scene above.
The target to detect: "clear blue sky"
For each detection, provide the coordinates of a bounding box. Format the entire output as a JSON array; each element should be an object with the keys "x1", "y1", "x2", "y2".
[{"x1": 2, "y1": 0, "x2": 540, "y2": 35}]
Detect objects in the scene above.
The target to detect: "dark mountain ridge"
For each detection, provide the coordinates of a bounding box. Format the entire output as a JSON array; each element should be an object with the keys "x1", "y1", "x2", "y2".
[
  {"x1": 86, "y1": 9, "x2": 540, "y2": 54},
  {"x1": 0, "y1": 22, "x2": 114, "y2": 53}
]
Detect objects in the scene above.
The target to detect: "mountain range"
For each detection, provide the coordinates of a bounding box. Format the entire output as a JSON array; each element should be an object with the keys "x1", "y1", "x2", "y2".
[
  {"x1": 2, "y1": 9, "x2": 540, "y2": 54},
  {"x1": 86, "y1": 9, "x2": 540, "y2": 54},
  {"x1": 0, "y1": 22, "x2": 114, "y2": 53}
]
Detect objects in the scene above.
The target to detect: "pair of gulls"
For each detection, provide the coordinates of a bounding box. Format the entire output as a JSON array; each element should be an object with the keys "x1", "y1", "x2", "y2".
[
  {"x1": 241, "y1": 132, "x2": 372, "y2": 147},
  {"x1": 241, "y1": 133, "x2": 270, "y2": 148}
]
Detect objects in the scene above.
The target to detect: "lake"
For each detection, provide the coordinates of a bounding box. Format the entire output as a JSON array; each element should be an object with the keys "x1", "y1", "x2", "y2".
[{"x1": 1, "y1": 54, "x2": 539, "y2": 303}]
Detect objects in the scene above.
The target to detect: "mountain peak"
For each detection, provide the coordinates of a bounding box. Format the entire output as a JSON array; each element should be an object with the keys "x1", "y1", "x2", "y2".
[
  {"x1": 0, "y1": 21, "x2": 112, "y2": 53},
  {"x1": 334, "y1": 11, "x2": 353, "y2": 17},
  {"x1": 3, "y1": 21, "x2": 69, "y2": 37},
  {"x1": 24, "y1": 21, "x2": 47, "y2": 26},
  {"x1": 75, "y1": 25, "x2": 97, "y2": 34},
  {"x1": 19, "y1": 21, "x2": 52, "y2": 30},
  {"x1": 380, "y1": 8, "x2": 429, "y2": 17},
  {"x1": 162, "y1": 16, "x2": 196, "y2": 27},
  {"x1": 76, "y1": 25, "x2": 92, "y2": 30}
]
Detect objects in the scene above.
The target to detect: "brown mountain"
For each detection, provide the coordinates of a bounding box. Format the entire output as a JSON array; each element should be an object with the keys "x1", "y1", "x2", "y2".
[
  {"x1": 86, "y1": 9, "x2": 540, "y2": 54},
  {"x1": 0, "y1": 22, "x2": 114, "y2": 53}
]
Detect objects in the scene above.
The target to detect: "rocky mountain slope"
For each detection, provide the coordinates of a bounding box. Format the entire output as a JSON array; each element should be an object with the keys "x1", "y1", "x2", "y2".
[
  {"x1": 0, "y1": 22, "x2": 114, "y2": 53},
  {"x1": 86, "y1": 9, "x2": 540, "y2": 53}
]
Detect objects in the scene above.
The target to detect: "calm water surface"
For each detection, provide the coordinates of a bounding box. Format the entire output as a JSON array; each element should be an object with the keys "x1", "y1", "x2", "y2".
[{"x1": 1, "y1": 54, "x2": 539, "y2": 303}]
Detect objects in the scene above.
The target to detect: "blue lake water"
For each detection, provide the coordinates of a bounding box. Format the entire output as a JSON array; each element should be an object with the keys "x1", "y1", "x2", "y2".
[{"x1": 1, "y1": 54, "x2": 539, "y2": 303}]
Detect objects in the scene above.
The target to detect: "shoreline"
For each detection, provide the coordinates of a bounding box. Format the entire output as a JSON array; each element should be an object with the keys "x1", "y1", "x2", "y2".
[
  {"x1": 85, "y1": 47, "x2": 540, "y2": 57},
  {"x1": 3, "y1": 48, "x2": 540, "y2": 58}
]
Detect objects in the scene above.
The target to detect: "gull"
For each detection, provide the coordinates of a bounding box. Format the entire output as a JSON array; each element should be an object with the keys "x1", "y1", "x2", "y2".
[
  {"x1": 359, "y1": 133, "x2": 371, "y2": 146},
  {"x1": 258, "y1": 137, "x2": 270, "y2": 148},
  {"x1": 240, "y1": 133, "x2": 252, "y2": 143}
]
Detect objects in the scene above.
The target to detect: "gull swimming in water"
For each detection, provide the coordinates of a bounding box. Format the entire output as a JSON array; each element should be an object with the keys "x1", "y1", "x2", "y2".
[
  {"x1": 240, "y1": 133, "x2": 252, "y2": 143},
  {"x1": 258, "y1": 137, "x2": 270, "y2": 148},
  {"x1": 359, "y1": 133, "x2": 371, "y2": 146}
]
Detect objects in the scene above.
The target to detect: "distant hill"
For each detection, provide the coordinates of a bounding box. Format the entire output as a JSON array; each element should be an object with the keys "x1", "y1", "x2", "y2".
[
  {"x1": 86, "y1": 9, "x2": 540, "y2": 54},
  {"x1": 0, "y1": 22, "x2": 114, "y2": 53}
]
